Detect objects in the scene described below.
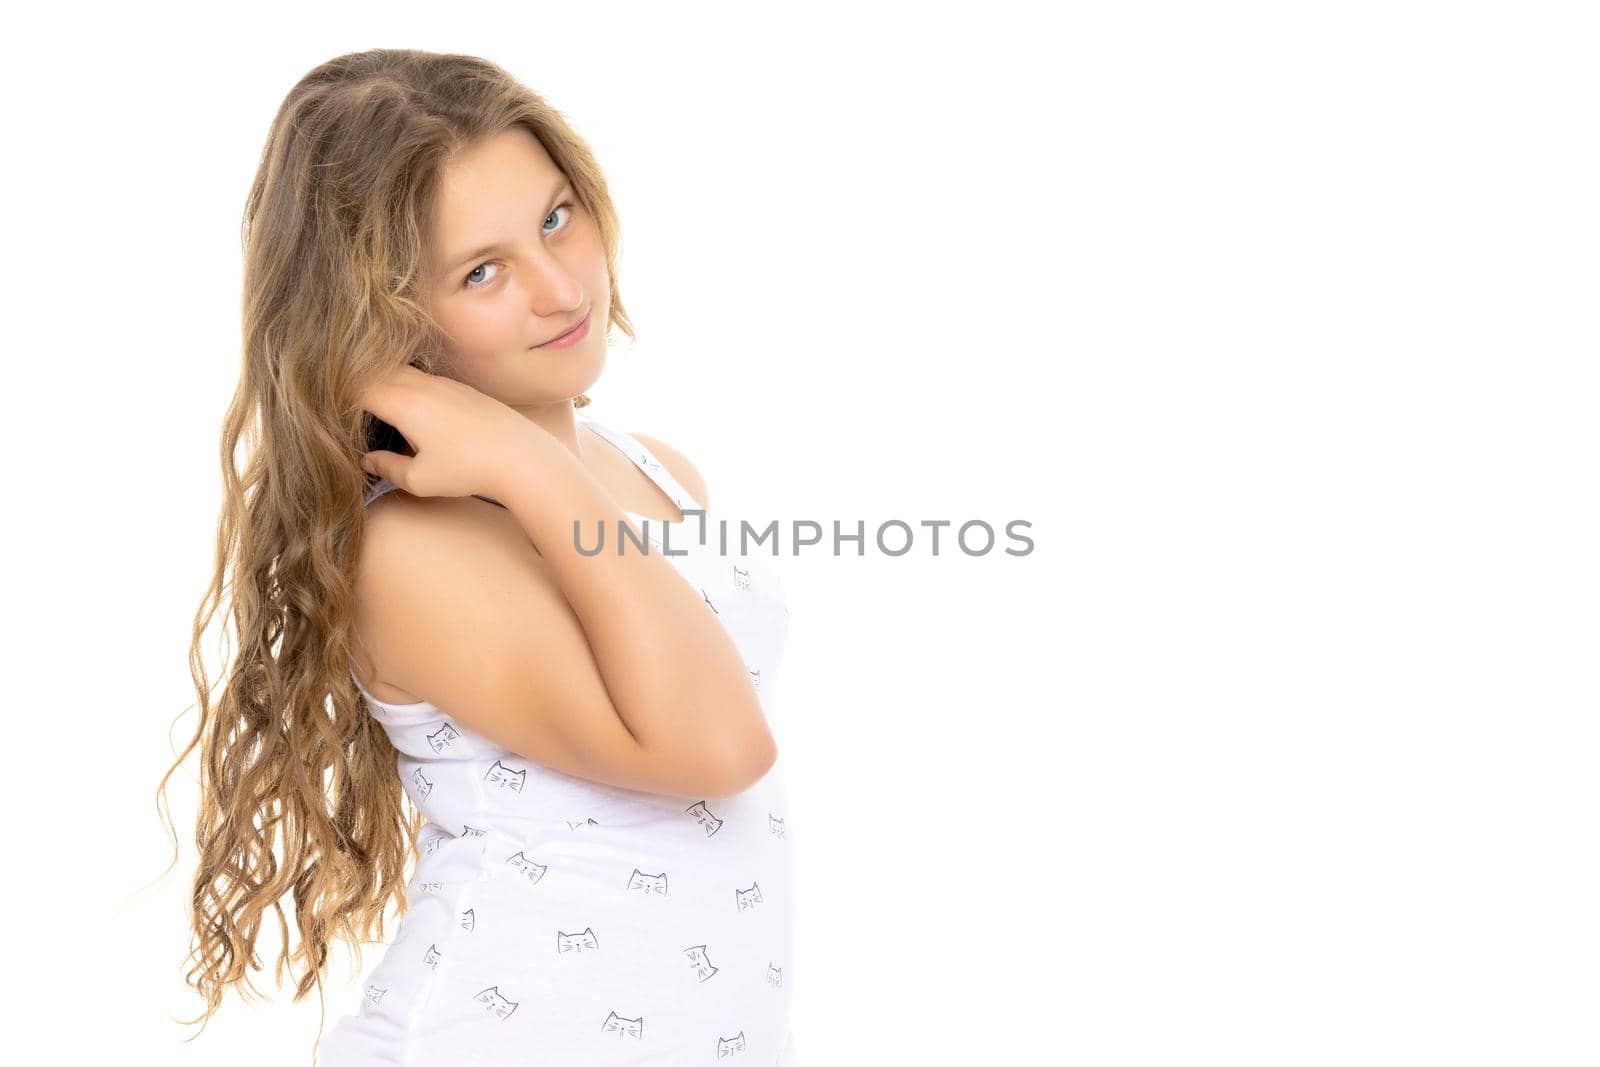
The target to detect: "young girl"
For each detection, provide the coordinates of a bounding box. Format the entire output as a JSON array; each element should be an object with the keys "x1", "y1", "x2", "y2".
[{"x1": 158, "y1": 48, "x2": 799, "y2": 1065}]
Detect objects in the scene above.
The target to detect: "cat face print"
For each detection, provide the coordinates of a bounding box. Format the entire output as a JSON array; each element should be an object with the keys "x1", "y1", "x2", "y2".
[
  {"x1": 766, "y1": 963, "x2": 783, "y2": 987},
  {"x1": 734, "y1": 883, "x2": 763, "y2": 911},
  {"x1": 602, "y1": 1011, "x2": 643, "y2": 1038},
  {"x1": 685, "y1": 800, "x2": 724, "y2": 837},
  {"x1": 423, "y1": 943, "x2": 441, "y2": 969},
  {"x1": 557, "y1": 928, "x2": 599, "y2": 954},
  {"x1": 505, "y1": 851, "x2": 547, "y2": 885},
  {"x1": 768, "y1": 813, "x2": 786, "y2": 838},
  {"x1": 733, "y1": 565, "x2": 751, "y2": 590},
  {"x1": 684, "y1": 944, "x2": 719, "y2": 982},
  {"x1": 474, "y1": 986, "x2": 518, "y2": 1020},
  {"x1": 409, "y1": 767, "x2": 433, "y2": 800},
  {"x1": 426, "y1": 722, "x2": 460, "y2": 753},
  {"x1": 716, "y1": 1031, "x2": 747, "y2": 1057},
  {"x1": 484, "y1": 759, "x2": 526, "y2": 793},
  {"x1": 626, "y1": 869, "x2": 668, "y2": 896}
]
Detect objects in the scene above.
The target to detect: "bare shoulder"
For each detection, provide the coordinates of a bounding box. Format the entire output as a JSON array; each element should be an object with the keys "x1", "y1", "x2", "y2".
[
  {"x1": 631, "y1": 431, "x2": 711, "y2": 510},
  {"x1": 349, "y1": 491, "x2": 513, "y2": 697}
]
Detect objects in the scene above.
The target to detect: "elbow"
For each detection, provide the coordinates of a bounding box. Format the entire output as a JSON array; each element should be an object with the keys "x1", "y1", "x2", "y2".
[{"x1": 707, "y1": 732, "x2": 779, "y2": 797}]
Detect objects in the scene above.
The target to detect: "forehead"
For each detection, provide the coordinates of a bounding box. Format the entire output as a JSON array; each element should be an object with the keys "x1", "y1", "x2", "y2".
[{"x1": 430, "y1": 128, "x2": 562, "y2": 238}]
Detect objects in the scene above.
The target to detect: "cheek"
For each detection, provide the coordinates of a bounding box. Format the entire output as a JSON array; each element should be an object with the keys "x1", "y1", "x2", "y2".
[
  {"x1": 585, "y1": 253, "x2": 611, "y2": 306},
  {"x1": 490, "y1": 301, "x2": 530, "y2": 337},
  {"x1": 576, "y1": 227, "x2": 609, "y2": 288},
  {"x1": 454, "y1": 299, "x2": 527, "y2": 347}
]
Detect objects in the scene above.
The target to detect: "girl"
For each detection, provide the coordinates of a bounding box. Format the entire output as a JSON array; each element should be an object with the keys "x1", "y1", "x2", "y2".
[{"x1": 157, "y1": 48, "x2": 799, "y2": 1065}]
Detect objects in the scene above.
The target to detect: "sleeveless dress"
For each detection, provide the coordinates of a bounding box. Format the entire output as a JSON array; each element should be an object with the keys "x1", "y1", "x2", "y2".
[{"x1": 317, "y1": 418, "x2": 800, "y2": 1067}]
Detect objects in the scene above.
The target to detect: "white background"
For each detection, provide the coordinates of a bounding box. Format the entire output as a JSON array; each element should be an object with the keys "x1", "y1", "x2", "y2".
[{"x1": 3, "y1": 1, "x2": 1596, "y2": 1063}]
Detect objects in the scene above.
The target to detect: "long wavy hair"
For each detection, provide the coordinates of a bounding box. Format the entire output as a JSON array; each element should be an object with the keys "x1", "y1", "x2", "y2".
[{"x1": 151, "y1": 48, "x2": 635, "y2": 1047}]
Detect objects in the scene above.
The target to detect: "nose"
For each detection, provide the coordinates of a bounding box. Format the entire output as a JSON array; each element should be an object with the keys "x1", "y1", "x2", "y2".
[{"x1": 523, "y1": 250, "x2": 583, "y2": 317}]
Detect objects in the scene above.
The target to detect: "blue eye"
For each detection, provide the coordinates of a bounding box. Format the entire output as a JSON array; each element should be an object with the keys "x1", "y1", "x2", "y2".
[{"x1": 463, "y1": 201, "x2": 575, "y2": 290}]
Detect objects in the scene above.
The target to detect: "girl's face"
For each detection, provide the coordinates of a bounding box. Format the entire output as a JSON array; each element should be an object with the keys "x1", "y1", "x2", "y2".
[{"x1": 424, "y1": 126, "x2": 610, "y2": 410}]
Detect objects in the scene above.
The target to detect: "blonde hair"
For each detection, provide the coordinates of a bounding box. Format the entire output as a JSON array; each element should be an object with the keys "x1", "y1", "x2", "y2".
[{"x1": 152, "y1": 48, "x2": 632, "y2": 1048}]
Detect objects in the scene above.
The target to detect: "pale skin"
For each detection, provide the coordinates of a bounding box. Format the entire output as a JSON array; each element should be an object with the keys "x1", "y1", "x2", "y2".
[{"x1": 350, "y1": 127, "x2": 775, "y2": 796}]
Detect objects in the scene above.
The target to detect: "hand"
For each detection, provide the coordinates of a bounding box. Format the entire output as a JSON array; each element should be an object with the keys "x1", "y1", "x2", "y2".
[{"x1": 357, "y1": 365, "x2": 551, "y2": 501}]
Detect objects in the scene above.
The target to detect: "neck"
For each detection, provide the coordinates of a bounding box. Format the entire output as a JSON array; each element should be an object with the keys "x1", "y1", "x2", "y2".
[{"x1": 509, "y1": 401, "x2": 589, "y2": 461}]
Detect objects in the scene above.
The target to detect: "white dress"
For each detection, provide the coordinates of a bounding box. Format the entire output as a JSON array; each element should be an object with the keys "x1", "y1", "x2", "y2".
[{"x1": 317, "y1": 418, "x2": 800, "y2": 1066}]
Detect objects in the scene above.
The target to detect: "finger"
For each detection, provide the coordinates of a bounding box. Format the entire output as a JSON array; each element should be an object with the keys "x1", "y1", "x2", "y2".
[
  {"x1": 360, "y1": 451, "x2": 404, "y2": 480},
  {"x1": 358, "y1": 364, "x2": 426, "y2": 419},
  {"x1": 358, "y1": 382, "x2": 397, "y2": 422}
]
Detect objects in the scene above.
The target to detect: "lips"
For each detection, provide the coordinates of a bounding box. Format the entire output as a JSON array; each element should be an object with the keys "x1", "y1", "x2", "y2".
[{"x1": 535, "y1": 310, "x2": 589, "y2": 348}]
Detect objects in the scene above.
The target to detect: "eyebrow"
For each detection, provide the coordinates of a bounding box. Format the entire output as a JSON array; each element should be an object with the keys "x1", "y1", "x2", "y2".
[{"x1": 438, "y1": 178, "x2": 574, "y2": 279}]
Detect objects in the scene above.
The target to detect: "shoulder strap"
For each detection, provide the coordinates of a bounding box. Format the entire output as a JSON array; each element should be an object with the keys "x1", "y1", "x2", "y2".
[
  {"x1": 580, "y1": 418, "x2": 703, "y2": 514},
  {"x1": 362, "y1": 477, "x2": 504, "y2": 510},
  {"x1": 362, "y1": 477, "x2": 401, "y2": 508}
]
